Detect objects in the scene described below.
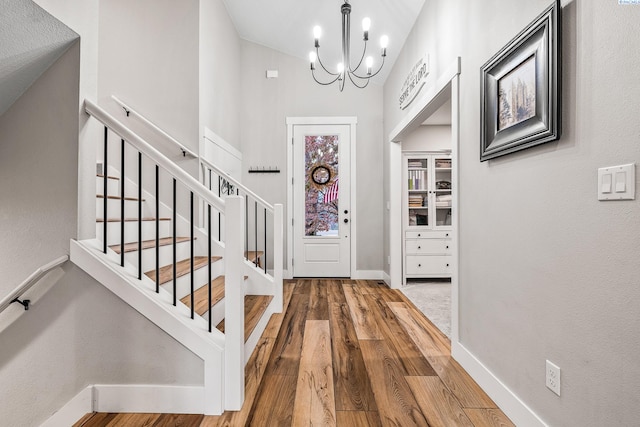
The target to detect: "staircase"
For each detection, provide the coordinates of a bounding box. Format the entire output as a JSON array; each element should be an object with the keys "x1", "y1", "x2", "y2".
[{"x1": 70, "y1": 100, "x2": 284, "y2": 415}]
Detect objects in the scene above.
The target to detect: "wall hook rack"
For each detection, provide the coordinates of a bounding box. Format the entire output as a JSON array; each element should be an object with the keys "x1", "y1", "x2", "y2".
[{"x1": 248, "y1": 166, "x2": 280, "y2": 174}]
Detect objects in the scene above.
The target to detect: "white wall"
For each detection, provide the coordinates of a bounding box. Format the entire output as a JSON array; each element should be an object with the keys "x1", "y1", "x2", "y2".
[
  {"x1": 239, "y1": 40, "x2": 385, "y2": 272},
  {"x1": 199, "y1": 0, "x2": 241, "y2": 151},
  {"x1": 98, "y1": 0, "x2": 200, "y2": 154},
  {"x1": 402, "y1": 125, "x2": 451, "y2": 153},
  {"x1": 383, "y1": 0, "x2": 640, "y2": 425}
]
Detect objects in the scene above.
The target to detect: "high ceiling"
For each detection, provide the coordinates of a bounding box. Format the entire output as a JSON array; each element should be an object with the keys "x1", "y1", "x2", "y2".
[{"x1": 222, "y1": 0, "x2": 426, "y2": 85}]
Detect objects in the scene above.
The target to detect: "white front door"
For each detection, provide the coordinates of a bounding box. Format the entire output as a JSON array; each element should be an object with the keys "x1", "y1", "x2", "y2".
[{"x1": 292, "y1": 124, "x2": 351, "y2": 277}]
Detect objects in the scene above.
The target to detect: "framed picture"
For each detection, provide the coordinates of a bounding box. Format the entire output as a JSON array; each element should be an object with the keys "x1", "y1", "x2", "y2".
[{"x1": 480, "y1": 0, "x2": 561, "y2": 161}]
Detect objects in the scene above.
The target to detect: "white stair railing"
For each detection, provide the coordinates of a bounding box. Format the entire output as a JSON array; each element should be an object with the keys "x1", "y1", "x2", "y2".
[{"x1": 84, "y1": 99, "x2": 249, "y2": 410}]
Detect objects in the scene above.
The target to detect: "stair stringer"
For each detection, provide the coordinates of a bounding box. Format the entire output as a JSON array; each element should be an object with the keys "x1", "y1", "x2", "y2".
[{"x1": 70, "y1": 238, "x2": 225, "y2": 415}]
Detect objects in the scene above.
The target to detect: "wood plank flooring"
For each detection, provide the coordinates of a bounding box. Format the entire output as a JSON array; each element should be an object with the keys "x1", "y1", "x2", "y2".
[{"x1": 75, "y1": 279, "x2": 513, "y2": 427}]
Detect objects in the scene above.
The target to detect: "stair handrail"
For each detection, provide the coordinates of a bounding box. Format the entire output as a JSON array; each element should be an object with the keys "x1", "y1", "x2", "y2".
[
  {"x1": 111, "y1": 95, "x2": 198, "y2": 158},
  {"x1": 200, "y1": 157, "x2": 274, "y2": 213},
  {"x1": 84, "y1": 99, "x2": 225, "y2": 213},
  {"x1": 0, "y1": 255, "x2": 68, "y2": 314}
]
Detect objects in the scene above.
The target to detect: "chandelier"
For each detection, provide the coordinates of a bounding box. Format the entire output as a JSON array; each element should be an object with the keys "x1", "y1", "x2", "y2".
[{"x1": 309, "y1": 1, "x2": 388, "y2": 91}]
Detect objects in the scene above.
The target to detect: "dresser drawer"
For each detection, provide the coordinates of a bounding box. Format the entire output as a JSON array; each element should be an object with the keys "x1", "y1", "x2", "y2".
[
  {"x1": 406, "y1": 239, "x2": 451, "y2": 254},
  {"x1": 405, "y1": 230, "x2": 452, "y2": 239},
  {"x1": 405, "y1": 255, "x2": 452, "y2": 275}
]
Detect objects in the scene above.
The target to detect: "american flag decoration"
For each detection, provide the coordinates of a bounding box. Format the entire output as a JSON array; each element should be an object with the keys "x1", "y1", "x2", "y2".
[{"x1": 323, "y1": 178, "x2": 339, "y2": 203}]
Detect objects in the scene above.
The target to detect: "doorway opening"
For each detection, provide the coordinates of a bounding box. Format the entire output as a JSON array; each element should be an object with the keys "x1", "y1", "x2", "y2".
[{"x1": 388, "y1": 58, "x2": 461, "y2": 342}]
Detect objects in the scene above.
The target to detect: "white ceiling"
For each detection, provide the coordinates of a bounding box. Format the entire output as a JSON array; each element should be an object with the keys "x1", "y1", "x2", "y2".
[{"x1": 222, "y1": 0, "x2": 426, "y2": 85}]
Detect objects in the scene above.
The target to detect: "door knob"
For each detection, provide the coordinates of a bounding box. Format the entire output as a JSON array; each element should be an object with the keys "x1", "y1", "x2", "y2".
[
  {"x1": 344, "y1": 210, "x2": 349, "y2": 214},
  {"x1": 344, "y1": 218, "x2": 349, "y2": 223}
]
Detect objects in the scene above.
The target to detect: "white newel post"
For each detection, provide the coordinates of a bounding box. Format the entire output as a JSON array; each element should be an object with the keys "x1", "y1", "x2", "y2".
[
  {"x1": 273, "y1": 204, "x2": 284, "y2": 312},
  {"x1": 224, "y1": 195, "x2": 245, "y2": 410}
]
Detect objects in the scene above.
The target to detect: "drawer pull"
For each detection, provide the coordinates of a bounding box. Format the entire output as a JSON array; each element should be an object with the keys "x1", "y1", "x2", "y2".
[
  {"x1": 446, "y1": 233, "x2": 449, "y2": 237},
  {"x1": 446, "y1": 263, "x2": 449, "y2": 267},
  {"x1": 446, "y1": 246, "x2": 449, "y2": 249},
  {"x1": 418, "y1": 246, "x2": 421, "y2": 249},
  {"x1": 418, "y1": 264, "x2": 421, "y2": 267},
  {"x1": 417, "y1": 233, "x2": 421, "y2": 237}
]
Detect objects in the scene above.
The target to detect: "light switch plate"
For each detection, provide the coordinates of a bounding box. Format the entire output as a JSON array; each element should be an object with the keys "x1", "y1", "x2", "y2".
[{"x1": 598, "y1": 164, "x2": 635, "y2": 200}]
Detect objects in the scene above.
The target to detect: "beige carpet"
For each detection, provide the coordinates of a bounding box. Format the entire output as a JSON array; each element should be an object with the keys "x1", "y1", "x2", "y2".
[{"x1": 401, "y1": 280, "x2": 451, "y2": 338}]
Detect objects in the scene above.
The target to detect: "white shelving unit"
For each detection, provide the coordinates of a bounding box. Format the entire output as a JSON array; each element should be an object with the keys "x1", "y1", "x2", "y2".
[{"x1": 402, "y1": 153, "x2": 453, "y2": 284}]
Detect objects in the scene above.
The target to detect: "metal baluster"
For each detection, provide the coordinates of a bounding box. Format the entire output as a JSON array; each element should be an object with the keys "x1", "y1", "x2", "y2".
[
  {"x1": 155, "y1": 165, "x2": 159, "y2": 293},
  {"x1": 138, "y1": 152, "x2": 142, "y2": 280},
  {"x1": 190, "y1": 191, "x2": 194, "y2": 319},
  {"x1": 120, "y1": 139, "x2": 125, "y2": 267},
  {"x1": 208, "y1": 204, "x2": 212, "y2": 332},
  {"x1": 254, "y1": 201, "x2": 258, "y2": 267},
  {"x1": 172, "y1": 178, "x2": 177, "y2": 306},
  {"x1": 264, "y1": 207, "x2": 267, "y2": 274},
  {"x1": 103, "y1": 126, "x2": 108, "y2": 254}
]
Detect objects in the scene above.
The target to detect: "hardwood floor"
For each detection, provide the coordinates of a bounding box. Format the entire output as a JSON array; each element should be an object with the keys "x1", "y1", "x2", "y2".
[{"x1": 74, "y1": 279, "x2": 514, "y2": 427}]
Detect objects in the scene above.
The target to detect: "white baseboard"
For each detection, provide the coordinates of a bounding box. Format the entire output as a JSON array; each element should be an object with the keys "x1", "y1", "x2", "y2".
[
  {"x1": 40, "y1": 384, "x2": 206, "y2": 426},
  {"x1": 41, "y1": 386, "x2": 93, "y2": 427},
  {"x1": 452, "y1": 341, "x2": 548, "y2": 427},
  {"x1": 352, "y1": 270, "x2": 384, "y2": 280},
  {"x1": 94, "y1": 385, "x2": 205, "y2": 414},
  {"x1": 382, "y1": 271, "x2": 391, "y2": 286}
]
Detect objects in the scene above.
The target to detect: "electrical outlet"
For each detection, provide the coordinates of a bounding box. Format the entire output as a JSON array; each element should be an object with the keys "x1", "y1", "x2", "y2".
[{"x1": 546, "y1": 360, "x2": 561, "y2": 396}]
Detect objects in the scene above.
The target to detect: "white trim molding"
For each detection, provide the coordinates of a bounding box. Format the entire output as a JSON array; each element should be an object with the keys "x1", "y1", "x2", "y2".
[
  {"x1": 452, "y1": 342, "x2": 548, "y2": 427},
  {"x1": 41, "y1": 386, "x2": 93, "y2": 427},
  {"x1": 352, "y1": 270, "x2": 385, "y2": 280},
  {"x1": 40, "y1": 384, "x2": 207, "y2": 426}
]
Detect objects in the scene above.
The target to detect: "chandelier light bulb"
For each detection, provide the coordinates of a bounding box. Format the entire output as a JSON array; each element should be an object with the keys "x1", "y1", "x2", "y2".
[
  {"x1": 366, "y1": 56, "x2": 374, "y2": 74},
  {"x1": 380, "y1": 35, "x2": 389, "y2": 49},
  {"x1": 309, "y1": 51, "x2": 317, "y2": 70},
  {"x1": 380, "y1": 35, "x2": 389, "y2": 57},
  {"x1": 337, "y1": 62, "x2": 345, "y2": 73},
  {"x1": 313, "y1": 25, "x2": 322, "y2": 40},
  {"x1": 362, "y1": 17, "x2": 371, "y2": 31}
]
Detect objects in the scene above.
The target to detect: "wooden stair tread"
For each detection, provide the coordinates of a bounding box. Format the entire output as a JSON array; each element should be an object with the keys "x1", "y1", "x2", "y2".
[
  {"x1": 181, "y1": 275, "x2": 226, "y2": 315},
  {"x1": 97, "y1": 174, "x2": 119, "y2": 180},
  {"x1": 181, "y1": 275, "x2": 249, "y2": 316},
  {"x1": 216, "y1": 295, "x2": 273, "y2": 341},
  {"x1": 245, "y1": 251, "x2": 264, "y2": 261},
  {"x1": 110, "y1": 236, "x2": 193, "y2": 254},
  {"x1": 96, "y1": 217, "x2": 170, "y2": 222},
  {"x1": 97, "y1": 194, "x2": 145, "y2": 201},
  {"x1": 144, "y1": 256, "x2": 222, "y2": 285}
]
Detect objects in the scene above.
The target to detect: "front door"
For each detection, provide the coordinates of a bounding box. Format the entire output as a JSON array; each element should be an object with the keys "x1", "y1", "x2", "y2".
[{"x1": 292, "y1": 124, "x2": 351, "y2": 277}]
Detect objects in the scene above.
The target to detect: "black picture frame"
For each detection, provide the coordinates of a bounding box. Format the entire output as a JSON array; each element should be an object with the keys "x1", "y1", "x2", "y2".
[{"x1": 480, "y1": 0, "x2": 561, "y2": 161}]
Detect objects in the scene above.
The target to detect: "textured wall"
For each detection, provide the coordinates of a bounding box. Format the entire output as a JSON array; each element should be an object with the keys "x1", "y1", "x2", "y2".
[{"x1": 383, "y1": 0, "x2": 640, "y2": 425}]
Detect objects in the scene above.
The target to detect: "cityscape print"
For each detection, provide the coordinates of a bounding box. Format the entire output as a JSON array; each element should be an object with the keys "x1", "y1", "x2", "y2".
[{"x1": 498, "y1": 55, "x2": 536, "y2": 131}]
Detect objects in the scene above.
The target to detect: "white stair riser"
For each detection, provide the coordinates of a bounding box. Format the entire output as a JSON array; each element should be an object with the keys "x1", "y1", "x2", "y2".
[
  {"x1": 95, "y1": 199, "x2": 151, "y2": 218},
  {"x1": 124, "y1": 241, "x2": 193, "y2": 272},
  {"x1": 161, "y1": 260, "x2": 225, "y2": 301},
  {"x1": 96, "y1": 220, "x2": 171, "y2": 246},
  {"x1": 96, "y1": 178, "x2": 120, "y2": 196},
  {"x1": 207, "y1": 298, "x2": 225, "y2": 326}
]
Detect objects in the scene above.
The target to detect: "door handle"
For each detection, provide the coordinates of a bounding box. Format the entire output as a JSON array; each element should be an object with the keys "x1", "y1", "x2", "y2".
[
  {"x1": 344, "y1": 218, "x2": 349, "y2": 223},
  {"x1": 344, "y1": 210, "x2": 349, "y2": 214}
]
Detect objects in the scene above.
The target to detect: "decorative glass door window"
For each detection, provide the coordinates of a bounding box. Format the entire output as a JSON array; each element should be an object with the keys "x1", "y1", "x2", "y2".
[{"x1": 305, "y1": 135, "x2": 339, "y2": 236}]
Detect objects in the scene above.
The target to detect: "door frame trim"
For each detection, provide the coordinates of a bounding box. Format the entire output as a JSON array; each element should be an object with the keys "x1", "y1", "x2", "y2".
[{"x1": 286, "y1": 117, "x2": 358, "y2": 278}]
